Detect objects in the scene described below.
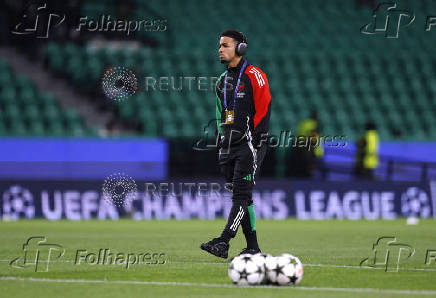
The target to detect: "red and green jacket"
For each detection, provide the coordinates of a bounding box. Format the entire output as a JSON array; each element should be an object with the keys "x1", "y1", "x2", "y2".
[{"x1": 215, "y1": 58, "x2": 271, "y2": 149}]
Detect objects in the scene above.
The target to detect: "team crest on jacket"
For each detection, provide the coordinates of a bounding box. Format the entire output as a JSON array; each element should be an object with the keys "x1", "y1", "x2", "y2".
[
  {"x1": 237, "y1": 82, "x2": 245, "y2": 98},
  {"x1": 238, "y1": 82, "x2": 245, "y2": 92}
]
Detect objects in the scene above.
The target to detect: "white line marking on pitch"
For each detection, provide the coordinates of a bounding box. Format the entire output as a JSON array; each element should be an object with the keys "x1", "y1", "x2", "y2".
[
  {"x1": 1, "y1": 276, "x2": 436, "y2": 296},
  {"x1": 1, "y1": 259, "x2": 436, "y2": 272},
  {"x1": 169, "y1": 261, "x2": 436, "y2": 272}
]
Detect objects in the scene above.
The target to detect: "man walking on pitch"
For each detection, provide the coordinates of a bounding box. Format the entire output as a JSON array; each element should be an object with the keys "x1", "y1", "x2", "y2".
[{"x1": 201, "y1": 30, "x2": 272, "y2": 259}]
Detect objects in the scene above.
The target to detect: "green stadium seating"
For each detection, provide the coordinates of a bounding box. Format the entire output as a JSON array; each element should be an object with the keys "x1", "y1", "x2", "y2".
[
  {"x1": 0, "y1": 59, "x2": 89, "y2": 137},
  {"x1": 35, "y1": 0, "x2": 436, "y2": 140}
]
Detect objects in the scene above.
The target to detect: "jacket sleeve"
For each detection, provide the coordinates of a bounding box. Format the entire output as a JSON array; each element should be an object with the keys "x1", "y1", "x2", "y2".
[
  {"x1": 247, "y1": 67, "x2": 271, "y2": 148},
  {"x1": 215, "y1": 93, "x2": 223, "y2": 136},
  {"x1": 215, "y1": 72, "x2": 226, "y2": 137}
]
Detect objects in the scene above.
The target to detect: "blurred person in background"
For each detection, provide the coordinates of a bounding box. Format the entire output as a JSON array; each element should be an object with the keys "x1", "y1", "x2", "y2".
[
  {"x1": 289, "y1": 111, "x2": 324, "y2": 178},
  {"x1": 355, "y1": 122, "x2": 379, "y2": 180}
]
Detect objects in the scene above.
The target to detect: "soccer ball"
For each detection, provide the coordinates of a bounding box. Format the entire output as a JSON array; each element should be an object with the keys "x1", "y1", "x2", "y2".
[
  {"x1": 280, "y1": 254, "x2": 303, "y2": 284},
  {"x1": 228, "y1": 254, "x2": 265, "y2": 285},
  {"x1": 265, "y1": 254, "x2": 303, "y2": 286},
  {"x1": 265, "y1": 256, "x2": 280, "y2": 283},
  {"x1": 250, "y1": 253, "x2": 271, "y2": 284}
]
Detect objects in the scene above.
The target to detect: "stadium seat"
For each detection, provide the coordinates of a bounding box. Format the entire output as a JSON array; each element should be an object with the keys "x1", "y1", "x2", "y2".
[
  {"x1": 0, "y1": 60, "x2": 89, "y2": 137},
  {"x1": 34, "y1": 0, "x2": 436, "y2": 141}
]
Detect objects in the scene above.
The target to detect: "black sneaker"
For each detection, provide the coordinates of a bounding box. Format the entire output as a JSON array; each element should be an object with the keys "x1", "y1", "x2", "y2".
[
  {"x1": 200, "y1": 238, "x2": 229, "y2": 259},
  {"x1": 229, "y1": 247, "x2": 261, "y2": 261}
]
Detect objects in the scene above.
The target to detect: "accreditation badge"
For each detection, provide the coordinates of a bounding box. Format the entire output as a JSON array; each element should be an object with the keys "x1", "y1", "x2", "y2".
[{"x1": 225, "y1": 109, "x2": 234, "y2": 124}]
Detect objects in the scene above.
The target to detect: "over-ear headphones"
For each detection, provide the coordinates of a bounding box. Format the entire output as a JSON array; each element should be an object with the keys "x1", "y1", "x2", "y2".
[{"x1": 235, "y1": 31, "x2": 247, "y2": 56}]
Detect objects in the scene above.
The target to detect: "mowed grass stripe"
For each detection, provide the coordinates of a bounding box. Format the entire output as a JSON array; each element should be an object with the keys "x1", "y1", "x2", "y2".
[{"x1": 1, "y1": 276, "x2": 436, "y2": 296}]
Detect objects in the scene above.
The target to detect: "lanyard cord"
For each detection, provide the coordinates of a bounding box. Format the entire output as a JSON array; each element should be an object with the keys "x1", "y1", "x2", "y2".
[{"x1": 223, "y1": 60, "x2": 247, "y2": 110}]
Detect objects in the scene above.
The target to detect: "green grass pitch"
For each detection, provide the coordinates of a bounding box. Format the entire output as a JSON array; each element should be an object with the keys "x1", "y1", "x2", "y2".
[{"x1": 1, "y1": 219, "x2": 436, "y2": 298}]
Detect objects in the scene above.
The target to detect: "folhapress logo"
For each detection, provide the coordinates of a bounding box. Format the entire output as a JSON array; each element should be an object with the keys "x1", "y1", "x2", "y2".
[
  {"x1": 11, "y1": 2, "x2": 166, "y2": 39},
  {"x1": 360, "y1": 2, "x2": 415, "y2": 38},
  {"x1": 9, "y1": 236, "x2": 65, "y2": 272},
  {"x1": 11, "y1": 2, "x2": 66, "y2": 39},
  {"x1": 9, "y1": 236, "x2": 167, "y2": 272},
  {"x1": 360, "y1": 236, "x2": 415, "y2": 272}
]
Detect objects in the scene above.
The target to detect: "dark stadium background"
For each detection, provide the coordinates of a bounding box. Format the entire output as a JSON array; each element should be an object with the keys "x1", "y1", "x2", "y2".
[
  {"x1": 0, "y1": 0, "x2": 435, "y2": 221},
  {"x1": 2, "y1": 2, "x2": 436, "y2": 297}
]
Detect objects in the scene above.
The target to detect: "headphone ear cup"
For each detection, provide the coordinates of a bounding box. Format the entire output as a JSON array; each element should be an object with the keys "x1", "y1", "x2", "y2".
[{"x1": 237, "y1": 42, "x2": 247, "y2": 56}]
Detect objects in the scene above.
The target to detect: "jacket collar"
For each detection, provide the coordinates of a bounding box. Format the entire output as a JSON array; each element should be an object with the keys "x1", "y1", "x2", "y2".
[{"x1": 227, "y1": 58, "x2": 247, "y2": 73}]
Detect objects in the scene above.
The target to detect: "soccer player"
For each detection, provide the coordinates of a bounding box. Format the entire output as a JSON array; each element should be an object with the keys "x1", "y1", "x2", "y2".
[{"x1": 201, "y1": 30, "x2": 271, "y2": 259}]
